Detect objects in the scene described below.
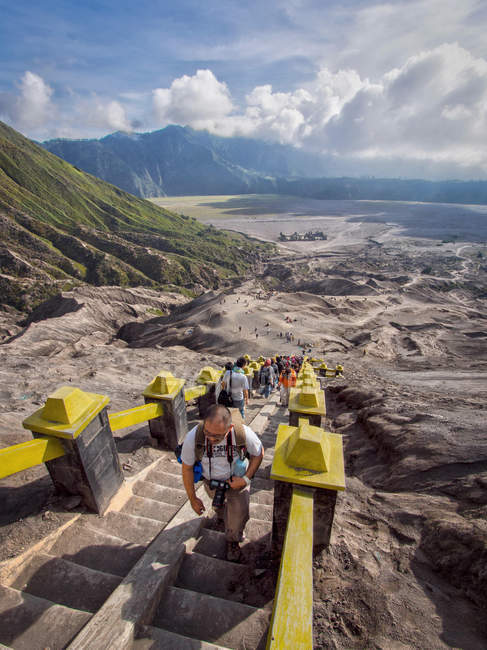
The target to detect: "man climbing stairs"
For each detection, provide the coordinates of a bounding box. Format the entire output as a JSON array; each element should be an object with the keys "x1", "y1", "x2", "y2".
[{"x1": 0, "y1": 397, "x2": 283, "y2": 650}]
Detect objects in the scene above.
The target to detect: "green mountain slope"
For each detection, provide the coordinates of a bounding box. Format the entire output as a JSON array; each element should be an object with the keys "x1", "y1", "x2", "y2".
[{"x1": 0, "y1": 121, "x2": 269, "y2": 311}]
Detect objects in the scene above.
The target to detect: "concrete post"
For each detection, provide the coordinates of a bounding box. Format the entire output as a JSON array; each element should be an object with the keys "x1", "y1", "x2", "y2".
[
  {"x1": 289, "y1": 411, "x2": 323, "y2": 427},
  {"x1": 197, "y1": 382, "x2": 217, "y2": 418},
  {"x1": 288, "y1": 386, "x2": 326, "y2": 428},
  {"x1": 270, "y1": 418, "x2": 345, "y2": 559},
  {"x1": 195, "y1": 366, "x2": 221, "y2": 418},
  {"x1": 23, "y1": 386, "x2": 123, "y2": 514},
  {"x1": 143, "y1": 371, "x2": 187, "y2": 450}
]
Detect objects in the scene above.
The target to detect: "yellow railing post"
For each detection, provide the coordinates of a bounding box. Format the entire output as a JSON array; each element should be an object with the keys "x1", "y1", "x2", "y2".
[
  {"x1": 195, "y1": 366, "x2": 222, "y2": 418},
  {"x1": 143, "y1": 371, "x2": 187, "y2": 450},
  {"x1": 22, "y1": 386, "x2": 122, "y2": 514},
  {"x1": 269, "y1": 418, "x2": 346, "y2": 648},
  {"x1": 288, "y1": 385, "x2": 326, "y2": 428}
]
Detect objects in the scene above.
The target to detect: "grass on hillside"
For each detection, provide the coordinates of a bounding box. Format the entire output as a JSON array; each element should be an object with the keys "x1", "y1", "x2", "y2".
[{"x1": 0, "y1": 122, "x2": 273, "y2": 310}]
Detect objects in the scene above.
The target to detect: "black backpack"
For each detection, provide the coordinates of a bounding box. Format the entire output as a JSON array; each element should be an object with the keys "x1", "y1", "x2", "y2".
[
  {"x1": 259, "y1": 366, "x2": 271, "y2": 386},
  {"x1": 217, "y1": 371, "x2": 234, "y2": 407}
]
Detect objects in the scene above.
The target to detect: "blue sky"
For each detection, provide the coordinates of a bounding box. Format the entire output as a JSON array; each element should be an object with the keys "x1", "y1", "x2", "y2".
[{"x1": 1, "y1": 0, "x2": 487, "y2": 178}]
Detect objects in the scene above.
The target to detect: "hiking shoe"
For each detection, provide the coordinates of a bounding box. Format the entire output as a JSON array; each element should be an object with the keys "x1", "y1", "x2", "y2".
[{"x1": 226, "y1": 541, "x2": 241, "y2": 562}]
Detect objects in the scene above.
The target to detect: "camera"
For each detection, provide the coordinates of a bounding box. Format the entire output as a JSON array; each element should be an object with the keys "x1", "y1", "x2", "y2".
[{"x1": 209, "y1": 478, "x2": 230, "y2": 508}]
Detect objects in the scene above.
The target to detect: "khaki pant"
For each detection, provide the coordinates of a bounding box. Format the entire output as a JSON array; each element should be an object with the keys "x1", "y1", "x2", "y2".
[
  {"x1": 280, "y1": 384, "x2": 290, "y2": 406},
  {"x1": 204, "y1": 479, "x2": 250, "y2": 542}
]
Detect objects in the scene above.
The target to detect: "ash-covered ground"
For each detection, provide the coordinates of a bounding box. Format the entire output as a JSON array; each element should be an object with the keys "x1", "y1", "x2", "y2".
[{"x1": 1, "y1": 198, "x2": 486, "y2": 648}]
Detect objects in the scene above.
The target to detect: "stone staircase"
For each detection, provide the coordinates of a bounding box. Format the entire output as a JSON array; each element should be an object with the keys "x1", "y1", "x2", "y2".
[{"x1": 0, "y1": 396, "x2": 284, "y2": 650}]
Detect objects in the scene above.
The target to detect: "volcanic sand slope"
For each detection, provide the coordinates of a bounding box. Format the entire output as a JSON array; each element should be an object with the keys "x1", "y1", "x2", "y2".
[{"x1": 0, "y1": 121, "x2": 269, "y2": 311}]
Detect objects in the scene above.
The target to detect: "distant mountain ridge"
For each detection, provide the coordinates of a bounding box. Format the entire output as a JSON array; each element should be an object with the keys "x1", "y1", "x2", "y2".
[
  {"x1": 42, "y1": 126, "x2": 329, "y2": 198},
  {"x1": 42, "y1": 126, "x2": 487, "y2": 205},
  {"x1": 0, "y1": 121, "x2": 269, "y2": 311}
]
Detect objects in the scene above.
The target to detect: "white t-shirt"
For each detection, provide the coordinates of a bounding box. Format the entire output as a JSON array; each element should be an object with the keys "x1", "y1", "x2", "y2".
[
  {"x1": 222, "y1": 370, "x2": 249, "y2": 401},
  {"x1": 181, "y1": 424, "x2": 262, "y2": 480}
]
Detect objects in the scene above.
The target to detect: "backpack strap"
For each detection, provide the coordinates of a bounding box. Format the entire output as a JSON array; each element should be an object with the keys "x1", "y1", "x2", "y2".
[
  {"x1": 233, "y1": 423, "x2": 247, "y2": 459},
  {"x1": 195, "y1": 422, "x2": 206, "y2": 462},
  {"x1": 194, "y1": 420, "x2": 247, "y2": 463}
]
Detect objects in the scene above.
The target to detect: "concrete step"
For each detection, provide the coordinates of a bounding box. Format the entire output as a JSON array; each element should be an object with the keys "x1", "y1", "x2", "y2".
[
  {"x1": 0, "y1": 584, "x2": 91, "y2": 650},
  {"x1": 204, "y1": 515, "x2": 271, "y2": 541},
  {"x1": 255, "y1": 465, "x2": 272, "y2": 480},
  {"x1": 8, "y1": 552, "x2": 121, "y2": 613},
  {"x1": 68, "y1": 491, "x2": 212, "y2": 649},
  {"x1": 259, "y1": 455, "x2": 274, "y2": 467},
  {"x1": 257, "y1": 460, "x2": 274, "y2": 476},
  {"x1": 46, "y1": 522, "x2": 145, "y2": 577},
  {"x1": 153, "y1": 586, "x2": 269, "y2": 650},
  {"x1": 133, "y1": 480, "x2": 187, "y2": 507},
  {"x1": 83, "y1": 511, "x2": 163, "y2": 546},
  {"x1": 155, "y1": 456, "x2": 184, "y2": 476},
  {"x1": 196, "y1": 524, "x2": 271, "y2": 566},
  {"x1": 134, "y1": 624, "x2": 230, "y2": 649},
  {"x1": 250, "y1": 489, "x2": 273, "y2": 506},
  {"x1": 176, "y1": 552, "x2": 271, "y2": 608},
  {"x1": 146, "y1": 466, "x2": 185, "y2": 490},
  {"x1": 122, "y1": 495, "x2": 179, "y2": 523},
  {"x1": 249, "y1": 503, "x2": 273, "y2": 523},
  {"x1": 250, "y1": 477, "x2": 273, "y2": 492}
]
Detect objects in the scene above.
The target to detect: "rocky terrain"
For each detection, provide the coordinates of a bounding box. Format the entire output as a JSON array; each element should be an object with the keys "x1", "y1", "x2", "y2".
[{"x1": 1, "y1": 197, "x2": 486, "y2": 648}]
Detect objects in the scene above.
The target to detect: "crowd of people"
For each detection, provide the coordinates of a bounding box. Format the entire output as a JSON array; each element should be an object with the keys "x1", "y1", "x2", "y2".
[{"x1": 218, "y1": 354, "x2": 304, "y2": 416}]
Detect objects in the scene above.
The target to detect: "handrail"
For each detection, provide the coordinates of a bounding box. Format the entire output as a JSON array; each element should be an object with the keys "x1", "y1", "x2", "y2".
[
  {"x1": 184, "y1": 385, "x2": 207, "y2": 401},
  {"x1": 108, "y1": 402, "x2": 164, "y2": 432},
  {"x1": 267, "y1": 486, "x2": 314, "y2": 650},
  {"x1": 0, "y1": 437, "x2": 65, "y2": 479},
  {"x1": 325, "y1": 369, "x2": 343, "y2": 377}
]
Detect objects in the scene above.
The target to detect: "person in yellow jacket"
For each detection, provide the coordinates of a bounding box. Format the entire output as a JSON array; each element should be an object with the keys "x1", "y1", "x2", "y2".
[{"x1": 278, "y1": 366, "x2": 297, "y2": 406}]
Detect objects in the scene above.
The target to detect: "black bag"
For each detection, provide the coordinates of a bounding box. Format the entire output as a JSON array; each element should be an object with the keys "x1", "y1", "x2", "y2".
[
  {"x1": 217, "y1": 370, "x2": 234, "y2": 407},
  {"x1": 259, "y1": 366, "x2": 271, "y2": 386}
]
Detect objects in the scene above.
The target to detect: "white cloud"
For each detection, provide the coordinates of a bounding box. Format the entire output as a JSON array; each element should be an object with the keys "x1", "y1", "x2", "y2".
[
  {"x1": 152, "y1": 69, "x2": 234, "y2": 130},
  {"x1": 3, "y1": 38, "x2": 487, "y2": 179},
  {"x1": 319, "y1": 43, "x2": 487, "y2": 169},
  {"x1": 0, "y1": 71, "x2": 134, "y2": 138},
  {"x1": 150, "y1": 43, "x2": 487, "y2": 176},
  {"x1": 78, "y1": 98, "x2": 132, "y2": 132},
  {"x1": 15, "y1": 71, "x2": 54, "y2": 128}
]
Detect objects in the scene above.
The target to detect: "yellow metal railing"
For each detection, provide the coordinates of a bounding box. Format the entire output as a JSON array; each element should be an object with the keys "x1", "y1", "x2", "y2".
[
  {"x1": 108, "y1": 402, "x2": 164, "y2": 432},
  {"x1": 267, "y1": 486, "x2": 314, "y2": 649},
  {"x1": 0, "y1": 437, "x2": 65, "y2": 479},
  {"x1": 0, "y1": 401, "x2": 165, "y2": 479},
  {"x1": 184, "y1": 385, "x2": 207, "y2": 401}
]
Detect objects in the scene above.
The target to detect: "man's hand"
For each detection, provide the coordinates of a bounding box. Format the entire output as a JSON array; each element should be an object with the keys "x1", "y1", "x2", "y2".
[
  {"x1": 190, "y1": 496, "x2": 206, "y2": 515},
  {"x1": 227, "y1": 476, "x2": 247, "y2": 490}
]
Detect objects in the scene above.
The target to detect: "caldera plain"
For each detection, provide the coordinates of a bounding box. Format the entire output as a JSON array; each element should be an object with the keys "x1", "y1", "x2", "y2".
[{"x1": 1, "y1": 194, "x2": 486, "y2": 649}]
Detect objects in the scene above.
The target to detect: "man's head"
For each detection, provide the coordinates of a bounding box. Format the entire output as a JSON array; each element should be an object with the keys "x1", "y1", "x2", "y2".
[
  {"x1": 265, "y1": 358, "x2": 271, "y2": 366},
  {"x1": 236, "y1": 356, "x2": 247, "y2": 368},
  {"x1": 203, "y1": 404, "x2": 232, "y2": 444}
]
